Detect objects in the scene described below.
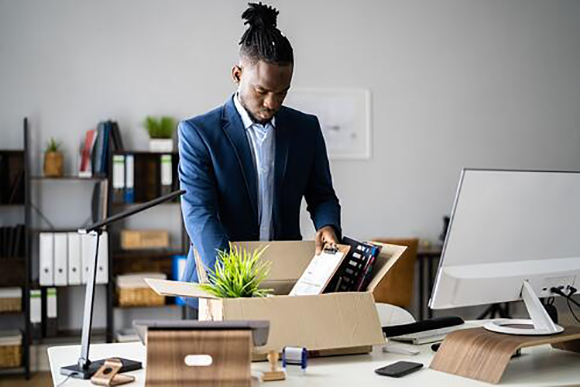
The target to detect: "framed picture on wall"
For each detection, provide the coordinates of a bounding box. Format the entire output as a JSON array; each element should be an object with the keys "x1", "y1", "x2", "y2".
[{"x1": 284, "y1": 88, "x2": 371, "y2": 159}]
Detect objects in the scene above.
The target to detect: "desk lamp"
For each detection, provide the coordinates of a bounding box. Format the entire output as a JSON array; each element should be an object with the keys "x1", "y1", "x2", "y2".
[{"x1": 60, "y1": 189, "x2": 186, "y2": 379}]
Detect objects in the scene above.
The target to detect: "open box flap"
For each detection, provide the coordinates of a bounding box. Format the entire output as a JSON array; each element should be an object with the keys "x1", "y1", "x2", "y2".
[
  {"x1": 365, "y1": 243, "x2": 407, "y2": 292},
  {"x1": 196, "y1": 241, "x2": 315, "y2": 284},
  {"x1": 145, "y1": 278, "x2": 219, "y2": 300}
]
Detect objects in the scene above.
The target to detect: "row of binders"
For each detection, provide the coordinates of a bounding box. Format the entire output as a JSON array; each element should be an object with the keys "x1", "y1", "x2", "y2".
[
  {"x1": 0, "y1": 225, "x2": 26, "y2": 258},
  {"x1": 39, "y1": 232, "x2": 109, "y2": 287},
  {"x1": 29, "y1": 287, "x2": 59, "y2": 338},
  {"x1": 112, "y1": 154, "x2": 175, "y2": 204}
]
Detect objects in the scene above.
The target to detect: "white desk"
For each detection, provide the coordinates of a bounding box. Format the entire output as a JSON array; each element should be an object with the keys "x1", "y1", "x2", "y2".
[{"x1": 48, "y1": 338, "x2": 580, "y2": 386}]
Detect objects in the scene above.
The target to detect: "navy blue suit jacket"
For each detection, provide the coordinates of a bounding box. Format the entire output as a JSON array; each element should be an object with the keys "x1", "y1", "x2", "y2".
[{"x1": 178, "y1": 96, "x2": 341, "y2": 287}]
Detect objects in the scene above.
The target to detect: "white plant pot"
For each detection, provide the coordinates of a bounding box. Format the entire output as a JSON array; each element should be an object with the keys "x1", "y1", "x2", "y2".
[{"x1": 149, "y1": 138, "x2": 174, "y2": 152}]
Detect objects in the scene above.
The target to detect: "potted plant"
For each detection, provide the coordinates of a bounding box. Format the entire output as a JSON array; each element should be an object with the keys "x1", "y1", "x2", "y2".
[
  {"x1": 144, "y1": 116, "x2": 176, "y2": 152},
  {"x1": 44, "y1": 138, "x2": 64, "y2": 177},
  {"x1": 200, "y1": 245, "x2": 272, "y2": 298}
]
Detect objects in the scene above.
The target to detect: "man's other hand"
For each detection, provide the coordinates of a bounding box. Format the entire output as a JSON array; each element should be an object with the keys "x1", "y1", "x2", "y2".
[{"x1": 315, "y1": 226, "x2": 339, "y2": 255}]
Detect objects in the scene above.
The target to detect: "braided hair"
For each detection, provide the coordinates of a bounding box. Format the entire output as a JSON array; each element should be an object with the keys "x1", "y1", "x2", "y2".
[{"x1": 239, "y1": 2, "x2": 294, "y2": 65}]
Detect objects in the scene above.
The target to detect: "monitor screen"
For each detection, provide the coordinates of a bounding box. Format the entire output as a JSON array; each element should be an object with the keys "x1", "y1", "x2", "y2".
[{"x1": 430, "y1": 169, "x2": 580, "y2": 310}]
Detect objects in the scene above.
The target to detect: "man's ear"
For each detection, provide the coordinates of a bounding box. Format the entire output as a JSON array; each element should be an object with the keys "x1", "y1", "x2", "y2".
[{"x1": 232, "y1": 65, "x2": 242, "y2": 85}]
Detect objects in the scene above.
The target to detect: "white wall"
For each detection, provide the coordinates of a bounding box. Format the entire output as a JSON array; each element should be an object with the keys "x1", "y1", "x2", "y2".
[
  {"x1": 2, "y1": 0, "x2": 580, "y2": 242},
  {"x1": 2, "y1": 0, "x2": 580, "y2": 327}
]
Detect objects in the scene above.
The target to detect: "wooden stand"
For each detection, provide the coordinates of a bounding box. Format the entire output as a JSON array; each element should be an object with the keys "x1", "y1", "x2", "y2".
[
  {"x1": 90, "y1": 359, "x2": 135, "y2": 386},
  {"x1": 146, "y1": 329, "x2": 252, "y2": 387},
  {"x1": 430, "y1": 326, "x2": 580, "y2": 384}
]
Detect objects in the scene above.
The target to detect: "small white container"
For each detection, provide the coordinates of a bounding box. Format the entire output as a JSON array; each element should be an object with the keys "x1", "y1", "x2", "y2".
[{"x1": 149, "y1": 138, "x2": 174, "y2": 152}]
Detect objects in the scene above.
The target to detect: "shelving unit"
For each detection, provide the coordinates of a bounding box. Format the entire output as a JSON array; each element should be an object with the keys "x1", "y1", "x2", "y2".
[
  {"x1": 0, "y1": 119, "x2": 31, "y2": 379},
  {"x1": 29, "y1": 148, "x2": 113, "y2": 342},
  {"x1": 107, "y1": 150, "x2": 188, "y2": 339}
]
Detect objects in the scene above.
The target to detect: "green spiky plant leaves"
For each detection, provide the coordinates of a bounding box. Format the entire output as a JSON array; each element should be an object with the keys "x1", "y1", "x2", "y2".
[
  {"x1": 144, "y1": 116, "x2": 176, "y2": 139},
  {"x1": 46, "y1": 137, "x2": 62, "y2": 152},
  {"x1": 199, "y1": 245, "x2": 273, "y2": 298}
]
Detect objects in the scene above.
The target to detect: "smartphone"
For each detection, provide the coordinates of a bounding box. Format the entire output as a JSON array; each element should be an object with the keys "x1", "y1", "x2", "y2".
[{"x1": 375, "y1": 361, "x2": 423, "y2": 378}]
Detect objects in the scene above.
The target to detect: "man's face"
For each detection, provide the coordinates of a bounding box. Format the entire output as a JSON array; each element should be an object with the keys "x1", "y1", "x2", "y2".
[{"x1": 233, "y1": 59, "x2": 293, "y2": 124}]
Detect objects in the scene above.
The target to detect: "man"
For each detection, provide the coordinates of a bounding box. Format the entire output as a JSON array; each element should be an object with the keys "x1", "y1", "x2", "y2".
[{"x1": 178, "y1": 3, "x2": 341, "y2": 294}]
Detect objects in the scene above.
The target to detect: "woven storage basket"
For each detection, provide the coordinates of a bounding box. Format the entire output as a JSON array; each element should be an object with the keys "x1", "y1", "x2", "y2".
[
  {"x1": 0, "y1": 344, "x2": 21, "y2": 368},
  {"x1": 118, "y1": 287, "x2": 165, "y2": 307},
  {"x1": 0, "y1": 298, "x2": 21, "y2": 313}
]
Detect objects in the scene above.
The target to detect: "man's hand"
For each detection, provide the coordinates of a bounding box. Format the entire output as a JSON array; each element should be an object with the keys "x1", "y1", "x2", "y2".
[{"x1": 315, "y1": 225, "x2": 339, "y2": 255}]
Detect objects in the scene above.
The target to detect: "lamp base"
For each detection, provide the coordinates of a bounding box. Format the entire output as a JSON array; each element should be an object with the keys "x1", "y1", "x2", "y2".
[{"x1": 60, "y1": 358, "x2": 142, "y2": 379}]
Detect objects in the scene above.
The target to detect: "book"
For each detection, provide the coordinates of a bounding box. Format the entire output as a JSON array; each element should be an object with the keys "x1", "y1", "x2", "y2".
[
  {"x1": 110, "y1": 121, "x2": 124, "y2": 151},
  {"x1": 67, "y1": 232, "x2": 82, "y2": 286},
  {"x1": 325, "y1": 237, "x2": 382, "y2": 293},
  {"x1": 79, "y1": 129, "x2": 97, "y2": 178},
  {"x1": 160, "y1": 154, "x2": 172, "y2": 195},
  {"x1": 39, "y1": 233, "x2": 54, "y2": 286},
  {"x1": 112, "y1": 155, "x2": 125, "y2": 203},
  {"x1": 124, "y1": 154, "x2": 135, "y2": 204},
  {"x1": 53, "y1": 233, "x2": 68, "y2": 286}
]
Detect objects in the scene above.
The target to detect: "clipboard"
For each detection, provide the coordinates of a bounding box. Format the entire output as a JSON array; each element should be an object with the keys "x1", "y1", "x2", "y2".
[{"x1": 289, "y1": 244, "x2": 351, "y2": 296}]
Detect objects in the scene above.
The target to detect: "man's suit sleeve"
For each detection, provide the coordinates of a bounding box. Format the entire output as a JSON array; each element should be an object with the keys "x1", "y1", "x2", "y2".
[
  {"x1": 178, "y1": 120, "x2": 229, "y2": 283},
  {"x1": 304, "y1": 117, "x2": 342, "y2": 238}
]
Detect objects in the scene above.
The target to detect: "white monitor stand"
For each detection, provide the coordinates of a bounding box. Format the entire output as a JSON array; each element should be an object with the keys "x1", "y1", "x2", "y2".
[{"x1": 484, "y1": 281, "x2": 564, "y2": 335}]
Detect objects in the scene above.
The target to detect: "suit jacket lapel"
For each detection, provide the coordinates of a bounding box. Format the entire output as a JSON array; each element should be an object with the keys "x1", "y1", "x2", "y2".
[
  {"x1": 274, "y1": 107, "x2": 291, "y2": 191},
  {"x1": 222, "y1": 97, "x2": 259, "y2": 223}
]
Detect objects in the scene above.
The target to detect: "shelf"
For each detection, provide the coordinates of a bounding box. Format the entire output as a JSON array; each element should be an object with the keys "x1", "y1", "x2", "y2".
[
  {"x1": 112, "y1": 201, "x2": 180, "y2": 207},
  {"x1": 0, "y1": 311, "x2": 23, "y2": 317},
  {"x1": 31, "y1": 228, "x2": 83, "y2": 233},
  {"x1": 113, "y1": 150, "x2": 178, "y2": 155},
  {"x1": 0, "y1": 367, "x2": 26, "y2": 376},
  {"x1": 114, "y1": 303, "x2": 181, "y2": 310},
  {"x1": 0, "y1": 204, "x2": 25, "y2": 208},
  {"x1": 113, "y1": 249, "x2": 186, "y2": 259},
  {"x1": 0, "y1": 150, "x2": 24, "y2": 154},
  {"x1": 30, "y1": 175, "x2": 107, "y2": 181}
]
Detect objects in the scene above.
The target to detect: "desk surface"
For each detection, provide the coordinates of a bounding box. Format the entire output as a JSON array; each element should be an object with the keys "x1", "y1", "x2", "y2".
[{"x1": 48, "y1": 335, "x2": 580, "y2": 386}]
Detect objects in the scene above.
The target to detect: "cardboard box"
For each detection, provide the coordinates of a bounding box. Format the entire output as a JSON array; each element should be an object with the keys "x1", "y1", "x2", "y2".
[
  {"x1": 121, "y1": 230, "x2": 169, "y2": 250},
  {"x1": 146, "y1": 241, "x2": 406, "y2": 357}
]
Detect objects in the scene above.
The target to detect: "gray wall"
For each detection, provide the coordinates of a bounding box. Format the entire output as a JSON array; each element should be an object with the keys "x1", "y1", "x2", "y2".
[{"x1": 1, "y1": 0, "x2": 580, "y2": 329}]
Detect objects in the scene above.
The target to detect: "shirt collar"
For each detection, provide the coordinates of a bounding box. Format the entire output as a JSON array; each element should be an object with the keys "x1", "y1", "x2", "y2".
[{"x1": 234, "y1": 92, "x2": 276, "y2": 129}]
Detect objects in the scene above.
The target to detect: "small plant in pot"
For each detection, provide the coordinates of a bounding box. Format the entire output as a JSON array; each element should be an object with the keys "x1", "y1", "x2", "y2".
[
  {"x1": 44, "y1": 138, "x2": 64, "y2": 177},
  {"x1": 144, "y1": 116, "x2": 176, "y2": 152},
  {"x1": 200, "y1": 245, "x2": 272, "y2": 298}
]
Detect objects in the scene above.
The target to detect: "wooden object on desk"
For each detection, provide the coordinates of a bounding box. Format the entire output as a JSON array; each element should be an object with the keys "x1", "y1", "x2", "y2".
[
  {"x1": 262, "y1": 351, "x2": 286, "y2": 381},
  {"x1": 90, "y1": 358, "x2": 135, "y2": 386},
  {"x1": 430, "y1": 326, "x2": 580, "y2": 384},
  {"x1": 370, "y1": 238, "x2": 418, "y2": 308},
  {"x1": 146, "y1": 329, "x2": 252, "y2": 387}
]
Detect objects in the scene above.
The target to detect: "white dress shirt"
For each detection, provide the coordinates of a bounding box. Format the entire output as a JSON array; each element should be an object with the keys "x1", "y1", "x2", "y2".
[{"x1": 233, "y1": 94, "x2": 276, "y2": 241}]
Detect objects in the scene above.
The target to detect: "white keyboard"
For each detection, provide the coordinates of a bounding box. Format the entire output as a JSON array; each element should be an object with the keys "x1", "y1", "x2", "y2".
[{"x1": 389, "y1": 325, "x2": 465, "y2": 345}]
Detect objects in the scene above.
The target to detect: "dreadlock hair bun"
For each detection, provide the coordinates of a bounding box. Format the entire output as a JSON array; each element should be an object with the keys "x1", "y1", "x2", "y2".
[
  {"x1": 239, "y1": 2, "x2": 294, "y2": 65},
  {"x1": 242, "y1": 2, "x2": 278, "y2": 29}
]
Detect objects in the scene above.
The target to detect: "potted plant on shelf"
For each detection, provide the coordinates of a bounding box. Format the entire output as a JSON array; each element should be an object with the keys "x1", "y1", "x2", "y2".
[
  {"x1": 43, "y1": 137, "x2": 64, "y2": 177},
  {"x1": 144, "y1": 116, "x2": 176, "y2": 152},
  {"x1": 200, "y1": 245, "x2": 272, "y2": 298}
]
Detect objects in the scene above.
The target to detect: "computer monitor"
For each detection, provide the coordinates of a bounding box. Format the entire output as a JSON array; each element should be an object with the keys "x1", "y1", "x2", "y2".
[{"x1": 429, "y1": 169, "x2": 580, "y2": 335}]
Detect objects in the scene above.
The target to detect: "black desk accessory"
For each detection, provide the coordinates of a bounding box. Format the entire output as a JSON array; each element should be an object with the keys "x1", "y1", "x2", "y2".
[
  {"x1": 60, "y1": 189, "x2": 186, "y2": 379},
  {"x1": 382, "y1": 316, "x2": 464, "y2": 338}
]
